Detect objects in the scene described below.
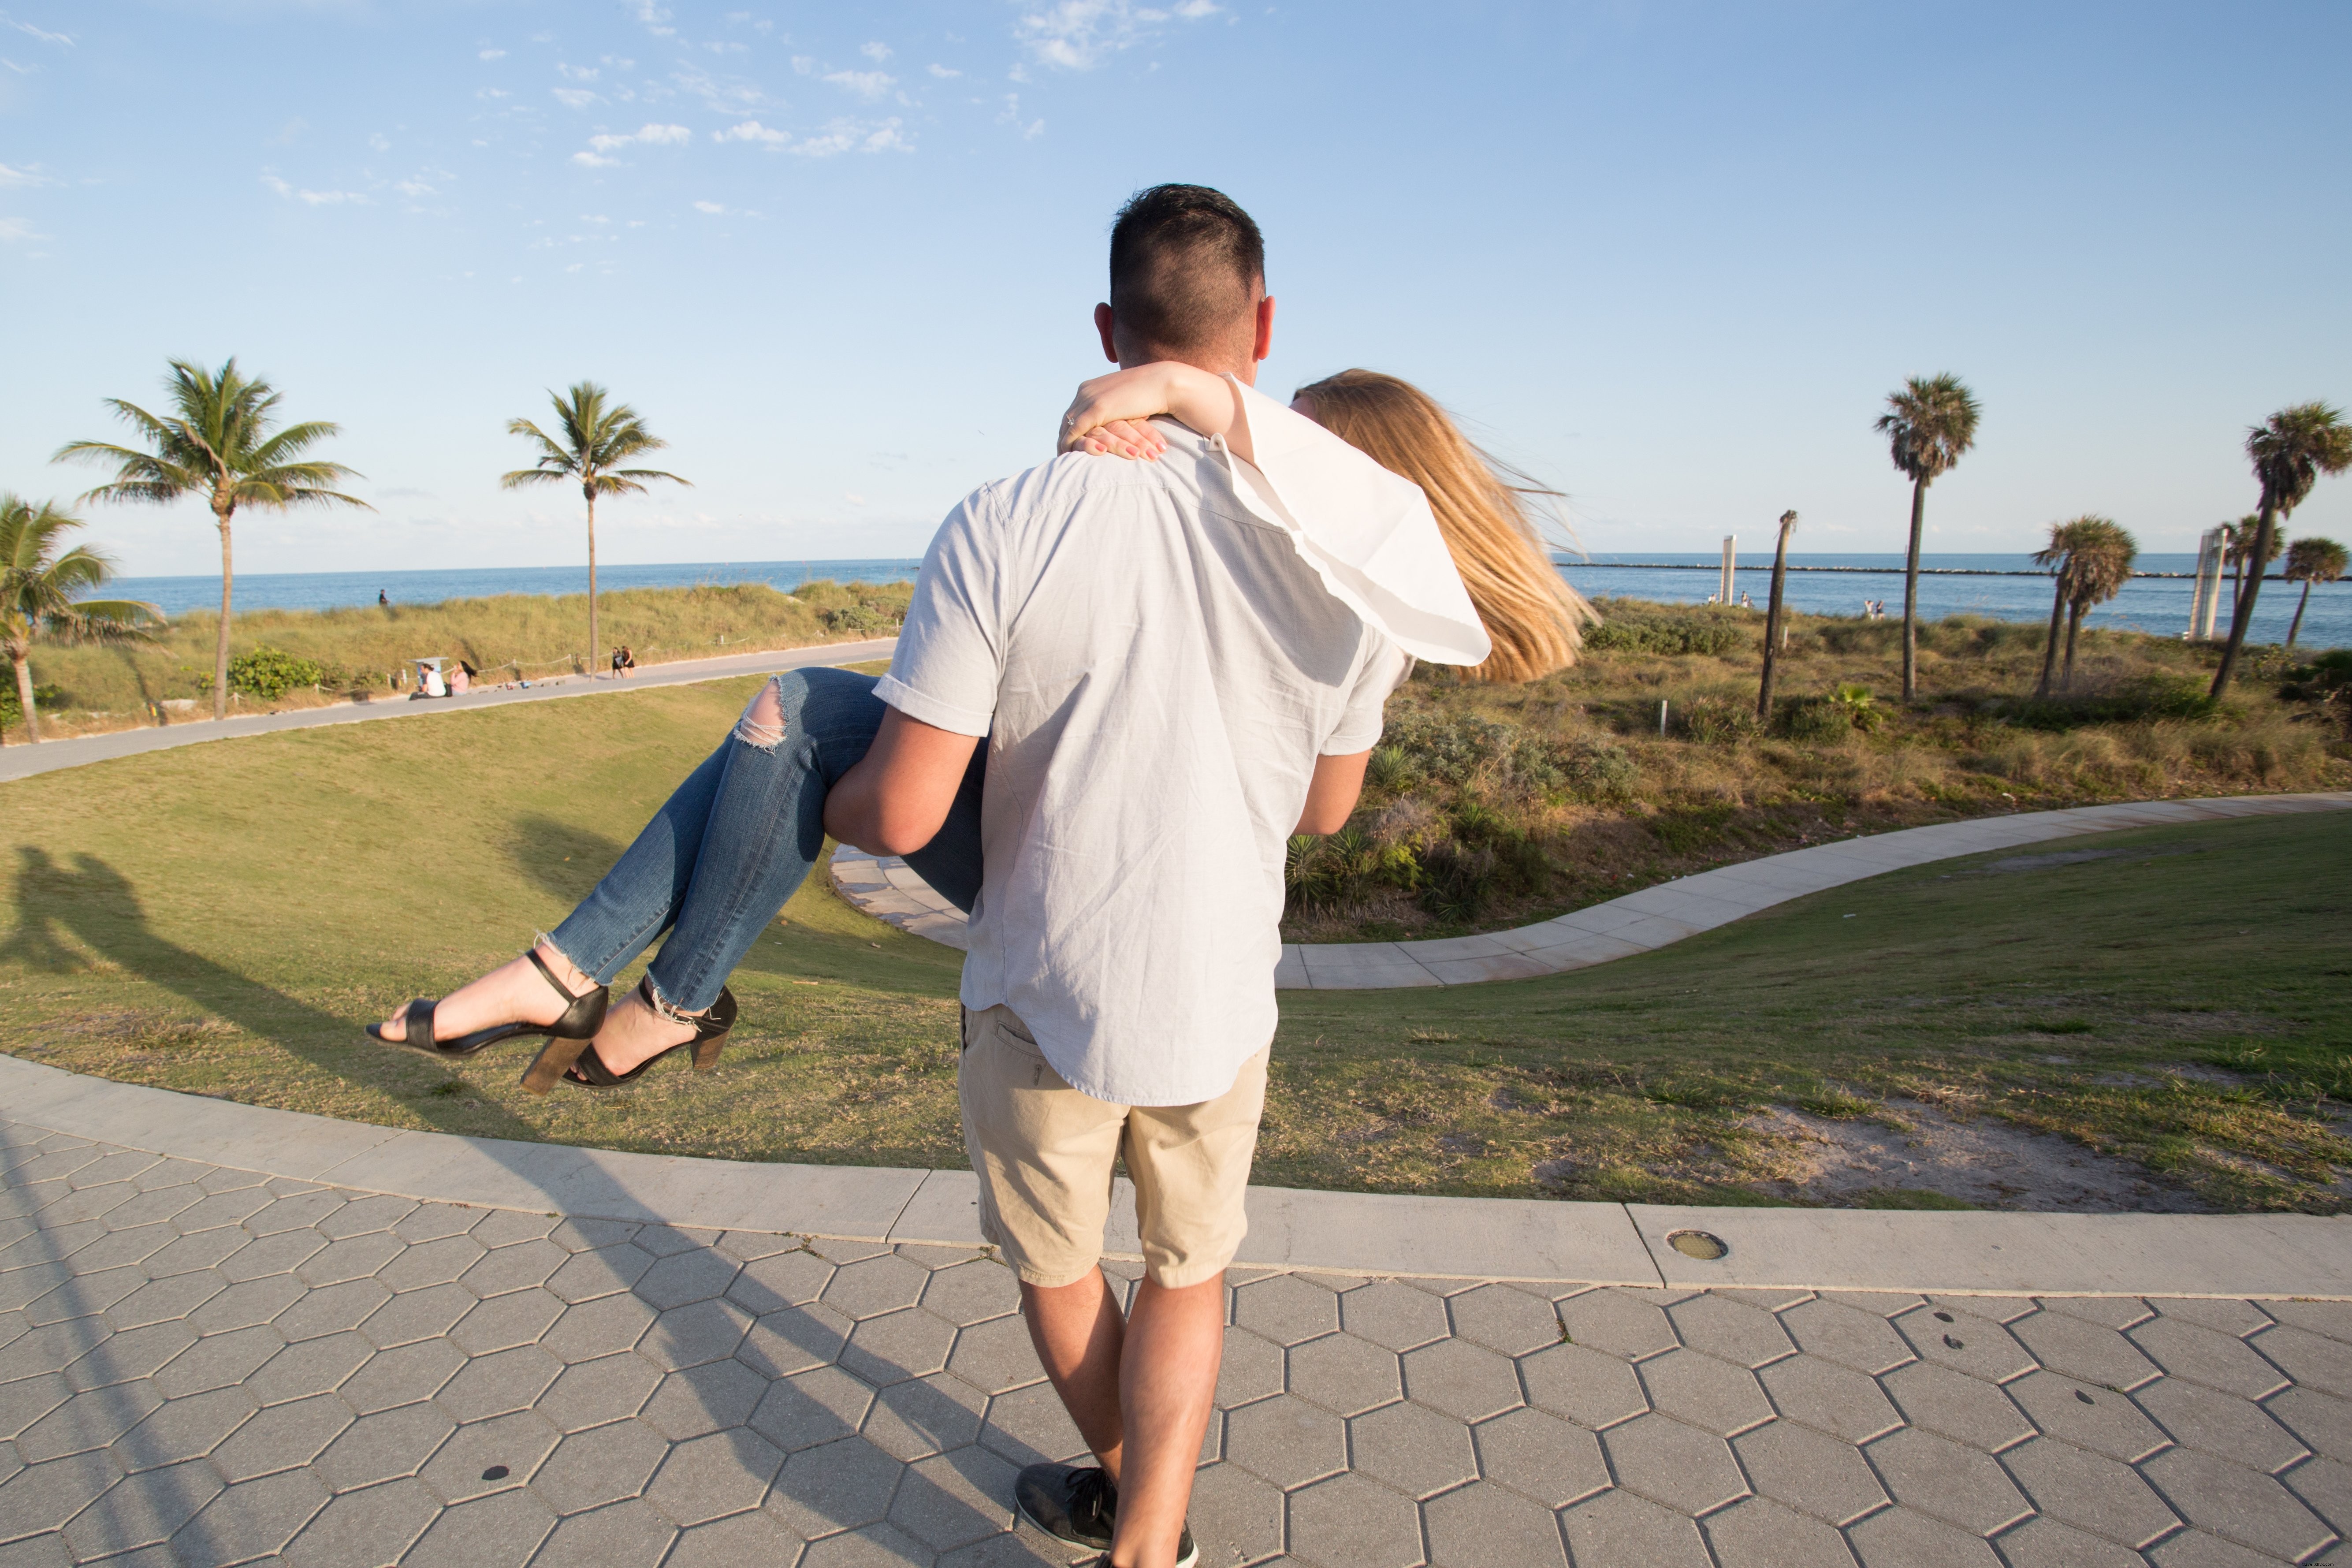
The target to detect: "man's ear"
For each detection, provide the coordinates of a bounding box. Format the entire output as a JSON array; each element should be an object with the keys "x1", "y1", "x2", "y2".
[
  {"x1": 1094, "y1": 302, "x2": 1119, "y2": 363},
  {"x1": 1253, "y1": 295, "x2": 1276, "y2": 365}
]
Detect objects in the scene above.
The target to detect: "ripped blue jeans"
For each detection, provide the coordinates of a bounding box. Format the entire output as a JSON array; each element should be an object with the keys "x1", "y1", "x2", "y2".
[{"x1": 545, "y1": 667, "x2": 984, "y2": 1013}]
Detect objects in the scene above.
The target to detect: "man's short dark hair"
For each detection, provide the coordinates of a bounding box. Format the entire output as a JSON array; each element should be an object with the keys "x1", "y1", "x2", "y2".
[{"x1": 1108, "y1": 184, "x2": 1265, "y2": 355}]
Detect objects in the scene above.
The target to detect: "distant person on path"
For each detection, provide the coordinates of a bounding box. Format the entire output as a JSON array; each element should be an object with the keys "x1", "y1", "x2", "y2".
[
  {"x1": 450, "y1": 663, "x2": 470, "y2": 695},
  {"x1": 370, "y1": 185, "x2": 1595, "y2": 1568},
  {"x1": 611, "y1": 645, "x2": 636, "y2": 678},
  {"x1": 378, "y1": 588, "x2": 388, "y2": 607}
]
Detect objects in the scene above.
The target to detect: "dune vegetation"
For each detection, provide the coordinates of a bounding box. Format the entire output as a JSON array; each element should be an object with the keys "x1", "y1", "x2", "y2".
[
  {"x1": 1285, "y1": 596, "x2": 2352, "y2": 942},
  {"x1": 0, "y1": 579, "x2": 911, "y2": 741}
]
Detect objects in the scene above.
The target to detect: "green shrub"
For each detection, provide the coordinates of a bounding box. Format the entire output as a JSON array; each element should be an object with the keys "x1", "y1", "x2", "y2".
[
  {"x1": 1385, "y1": 709, "x2": 1516, "y2": 786},
  {"x1": 227, "y1": 646, "x2": 325, "y2": 700},
  {"x1": 1585, "y1": 615, "x2": 1750, "y2": 658},
  {"x1": 1775, "y1": 696, "x2": 1853, "y2": 744},
  {"x1": 0, "y1": 683, "x2": 65, "y2": 727},
  {"x1": 1831, "y1": 683, "x2": 1884, "y2": 733},
  {"x1": 1363, "y1": 745, "x2": 1418, "y2": 793},
  {"x1": 821, "y1": 602, "x2": 903, "y2": 636},
  {"x1": 1678, "y1": 695, "x2": 1760, "y2": 744},
  {"x1": 1285, "y1": 826, "x2": 1418, "y2": 913},
  {"x1": 1417, "y1": 803, "x2": 1550, "y2": 921},
  {"x1": 1991, "y1": 674, "x2": 2211, "y2": 731}
]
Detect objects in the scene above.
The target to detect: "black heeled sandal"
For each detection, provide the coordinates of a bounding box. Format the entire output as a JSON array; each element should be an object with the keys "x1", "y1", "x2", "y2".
[
  {"x1": 367, "y1": 950, "x2": 610, "y2": 1060},
  {"x1": 519, "y1": 977, "x2": 737, "y2": 1095}
]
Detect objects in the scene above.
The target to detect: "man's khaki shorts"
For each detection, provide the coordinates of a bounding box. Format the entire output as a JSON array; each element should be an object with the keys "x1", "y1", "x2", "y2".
[{"x1": 958, "y1": 1004, "x2": 1269, "y2": 1291}]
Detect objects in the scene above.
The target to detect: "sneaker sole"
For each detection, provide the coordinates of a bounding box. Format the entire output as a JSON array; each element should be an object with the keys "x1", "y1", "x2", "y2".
[{"x1": 1013, "y1": 1499, "x2": 1196, "y2": 1568}]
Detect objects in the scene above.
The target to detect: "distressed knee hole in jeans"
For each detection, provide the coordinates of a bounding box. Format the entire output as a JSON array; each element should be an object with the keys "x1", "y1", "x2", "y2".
[{"x1": 734, "y1": 678, "x2": 787, "y2": 751}]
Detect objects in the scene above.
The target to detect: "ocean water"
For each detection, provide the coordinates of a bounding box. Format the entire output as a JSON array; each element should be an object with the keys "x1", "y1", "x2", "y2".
[
  {"x1": 100, "y1": 551, "x2": 2351, "y2": 650},
  {"x1": 1558, "y1": 552, "x2": 2350, "y2": 652}
]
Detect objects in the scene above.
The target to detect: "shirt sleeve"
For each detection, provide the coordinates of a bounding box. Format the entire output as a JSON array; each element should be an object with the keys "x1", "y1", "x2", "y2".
[
  {"x1": 872, "y1": 490, "x2": 1005, "y2": 737},
  {"x1": 1322, "y1": 640, "x2": 1411, "y2": 756}
]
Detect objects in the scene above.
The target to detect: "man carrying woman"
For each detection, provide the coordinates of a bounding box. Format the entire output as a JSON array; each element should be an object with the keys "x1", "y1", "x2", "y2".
[{"x1": 371, "y1": 184, "x2": 1591, "y2": 1568}]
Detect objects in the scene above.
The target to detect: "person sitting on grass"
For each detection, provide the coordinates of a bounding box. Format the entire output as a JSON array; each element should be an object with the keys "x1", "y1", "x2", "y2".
[{"x1": 369, "y1": 184, "x2": 1593, "y2": 1568}]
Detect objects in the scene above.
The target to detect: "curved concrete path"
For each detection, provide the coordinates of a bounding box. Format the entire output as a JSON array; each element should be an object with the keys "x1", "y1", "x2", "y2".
[
  {"x1": 0, "y1": 637, "x2": 897, "y2": 785},
  {"x1": 7, "y1": 1058, "x2": 2352, "y2": 1567},
  {"x1": 833, "y1": 791, "x2": 2352, "y2": 989}
]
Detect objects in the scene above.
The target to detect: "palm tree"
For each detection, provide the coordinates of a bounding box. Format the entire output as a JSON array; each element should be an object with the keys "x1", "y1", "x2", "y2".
[
  {"x1": 1874, "y1": 373, "x2": 1981, "y2": 702},
  {"x1": 2284, "y1": 536, "x2": 2348, "y2": 649},
  {"x1": 2059, "y1": 518, "x2": 2136, "y2": 690},
  {"x1": 56, "y1": 359, "x2": 368, "y2": 721},
  {"x1": 502, "y1": 383, "x2": 689, "y2": 675},
  {"x1": 2221, "y1": 515, "x2": 2281, "y2": 617},
  {"x1": 2212, "y1": 402, "x2": 2352, "y2": 698},
  {"x1": 1755, "y1": 509, "x2": 1797, "y2": 724},
  {"x1": 2, "y1": 495, "x2": 162, "y2": 744},
  {"x1": 2033, "y1": 518, "x2": 2090, "y2": 699}
]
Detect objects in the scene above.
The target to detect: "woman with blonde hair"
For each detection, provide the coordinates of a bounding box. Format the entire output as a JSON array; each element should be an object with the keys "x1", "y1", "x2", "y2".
[{"x1": 369, "y1": 366, "x2": 1594, "y2": 1087}]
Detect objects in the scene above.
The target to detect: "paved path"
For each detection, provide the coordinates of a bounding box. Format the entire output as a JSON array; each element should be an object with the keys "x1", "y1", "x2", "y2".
[
  {"x1": 8, "y1": 1064, "x2": 2352, "y2": 1565},
  {"x1": 0, "y1": 640, "x2": 897, "y2": 785},
  {"x1": 831, "y1": 792, "x2": 2352, "y2": 989}
]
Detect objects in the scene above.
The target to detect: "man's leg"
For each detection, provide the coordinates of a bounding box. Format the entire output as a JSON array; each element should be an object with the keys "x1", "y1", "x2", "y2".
[
  {"x1": 1107, "y1": 1274, "x2": 1224, "y2": 1568},
  {"x1": 1020, "y1": 1268, "x2": 1127, "y2": 1479}
]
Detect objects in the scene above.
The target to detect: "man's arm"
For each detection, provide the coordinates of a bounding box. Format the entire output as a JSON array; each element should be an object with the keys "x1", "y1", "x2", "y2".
[
  {"x1": 824, "y1": 707, "x2": 982, "y2": 857},
  {"x1": 1293, "y1": 750, "x2": 1371, "y2": 836}
]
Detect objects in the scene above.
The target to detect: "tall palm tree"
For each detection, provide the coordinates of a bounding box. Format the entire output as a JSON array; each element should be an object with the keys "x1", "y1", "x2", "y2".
[
  {"x1": 1, "y1": 495, "x2": 162, "y2": 744},
  {"x1": 2033, "y1": 518, "x2": 2091, "y2": 699},
  {"x1": 1874, "y1": 373, "x2": 1981, "y2": 702},
  {"x1": 2212, "y1": 402, "x2": 2352, "y2": 698},
  {"x1": 502, "y1": 382, "x2": 689, "y2": 675},
  {"x1": 56, "y1": 359, "x2": 368, "y2": 721},
  {"x1": 2283, "y1": 536, "x2": 2348, "y2": 649}
]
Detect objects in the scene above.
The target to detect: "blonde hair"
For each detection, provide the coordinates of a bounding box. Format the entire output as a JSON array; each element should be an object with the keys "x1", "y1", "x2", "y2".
[{"x1": 1295, "y1": 369, "x2": 1594, "y2": 684}]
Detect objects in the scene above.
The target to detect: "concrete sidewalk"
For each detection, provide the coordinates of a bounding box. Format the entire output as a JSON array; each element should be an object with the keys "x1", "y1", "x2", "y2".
[
  {"x1": 0, "y1": 638, "x2": 897, "y2": 785},
  {"x1": 5, "y1": 1060, "x2": 2352, "y2": 1565}
]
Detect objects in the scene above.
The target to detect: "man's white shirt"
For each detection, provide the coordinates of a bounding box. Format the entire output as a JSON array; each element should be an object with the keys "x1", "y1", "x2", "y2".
[{"x1": 878, "y1": 401, "x2": 1473, "y2": 1107}]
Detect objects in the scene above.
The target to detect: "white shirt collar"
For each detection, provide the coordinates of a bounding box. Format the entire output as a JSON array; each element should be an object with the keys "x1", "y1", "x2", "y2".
[{"x1": 1209, "y1": 377, "x2": 1491, "y2": 667}]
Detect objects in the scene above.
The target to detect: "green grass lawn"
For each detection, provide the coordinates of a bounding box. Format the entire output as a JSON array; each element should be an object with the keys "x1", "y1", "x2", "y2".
[{"x1": 4, "y1": 675, "x2": 2348, "y2": 1212}]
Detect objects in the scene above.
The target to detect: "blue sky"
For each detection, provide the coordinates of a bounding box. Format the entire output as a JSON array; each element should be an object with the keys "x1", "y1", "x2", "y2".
[{"x1": 3, "y1": 1, "x2": 2348, "y2": 577}]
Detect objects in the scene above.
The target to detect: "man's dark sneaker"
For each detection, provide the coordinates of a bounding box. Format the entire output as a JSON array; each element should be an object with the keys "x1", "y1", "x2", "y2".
[{"x1": 1014, "y1": 1461, "x2": 1198, "y2": 1567}]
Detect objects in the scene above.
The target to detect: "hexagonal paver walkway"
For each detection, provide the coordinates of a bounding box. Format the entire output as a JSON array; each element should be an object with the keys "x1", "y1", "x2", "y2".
[{"x1": 8, "y1": 1116, "x2": 2352, "y2": 1565}]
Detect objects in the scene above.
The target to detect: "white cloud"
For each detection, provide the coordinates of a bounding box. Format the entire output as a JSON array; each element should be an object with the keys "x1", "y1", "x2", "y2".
[
  {"x1": 479, "y1": 47, "x2": 506, "y2": 60},
  {"x1": 367, "y1": 132, "x2": 391, "y2": 152},
  {"x1": 1016, "y1": 0, "x2": 1218, "y2": 69},
  {"x1": 927, "y1": 63, "x2": 960, "y2": 78},
  {"x1": 552, "y1": 88, "x2": 597, "y2": 108},
  {"x1": 477, "y1": 88, "x2": 509, "y2": 100},
  {"x1": 635, "y1": 2, "x2": 675, "y2": 38},
  {"x1": 0, "y1": 216, "x2": 43, "y2": 242},
  {"x1": 796, "y1": 117, "x2": 911, "y2": 157},
  {"x1": 0, "y1": 160, "x2": 55, "y2": 187},
  {"x1": 998, "y1": 94, "x2": 1044, "y2": 138},
  {"x1": 635, "y1": 122, "x2": 692, "y2": 144},
  {"x1": 571, "y1": 151, "x2": 617, "y2": 168},
  {"x1": 860, "y1": 41, "x2": 892, "y2": 62},
  {"x1": 791, "y1": 55, "x2": 814, "y2": 73},
  {"x1": 3, "y1": 15, "x2": 70, "y2": 45},
  {"x1": 395, "y1": 179, "x2": 435, "y2": 197},
  {"x1": 572, "y1": 123, "x2": 691, "y2": 166},
  {"x1": 558, "y1": 62, "x2": 599, "y2": 82},
  {"x1": 716, "y1": 119, "x2": 790, "y2": 145},
  {"x1": 824, "y1": 68, "x2": 895, "y2": 99},
  {"x1": 692, "y1": 200, "x2": 726, "y2": 213},
  {"x1": 261, "y1": 174, "x2": 369, "y2": 206}
]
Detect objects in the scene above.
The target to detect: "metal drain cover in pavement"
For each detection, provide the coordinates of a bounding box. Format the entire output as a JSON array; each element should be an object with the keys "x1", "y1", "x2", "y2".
[{"x1": 1667, "y1": 1229, "x2": 1729, "y2": 1260}]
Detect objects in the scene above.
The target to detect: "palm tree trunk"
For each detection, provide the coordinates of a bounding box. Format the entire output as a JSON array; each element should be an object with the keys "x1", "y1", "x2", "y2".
[
  {"x1": 2210, "y1": 503, "x2": 2277, "y2": 699},
  {"x1": 2062, "y1": 603, "x2": 2084, "y2": 690},
  {"x1": 212, "y1": 503, "x2": 234, "y2": 722},
  {"x1": 1901, "y1": 475, "x2": 1927, "y2": 702},
  {"x1": 1756, "y1": 511, "x2": 1794, "y2": 724},
  {"x1": 2286, "y1": 578, "x2": 2313, "y2": 649},
  {"x1": 584, "y1": 485, "x2": 599, "y2": 679},
  {"x1": 11, "y1": 650, "x2": 39, "y2": 743},
  {"x1": 2036, "y1": 577, "x2": 2065, "y2": 697}
]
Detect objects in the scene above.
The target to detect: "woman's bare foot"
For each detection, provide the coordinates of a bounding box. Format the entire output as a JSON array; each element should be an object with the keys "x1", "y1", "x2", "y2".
[
  {"x1": 581, "y1": 987, "x2": 703, "y2": 1077},
  {"x1": 375, "y1": 942, "x2": 595, "y2": 1045}
]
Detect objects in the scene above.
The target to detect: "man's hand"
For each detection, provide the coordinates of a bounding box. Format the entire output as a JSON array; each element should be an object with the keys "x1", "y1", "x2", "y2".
[
  {"x1": 1293, "y1": 750, "x2": 1371, "y2": 836},
  {"x1": 824, "y1": 707, "x2": 981, "y2": 857}
]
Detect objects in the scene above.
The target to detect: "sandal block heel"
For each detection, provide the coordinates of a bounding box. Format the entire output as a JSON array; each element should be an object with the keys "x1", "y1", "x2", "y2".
[
  {"x1": 520, "y1": 1034, "x2": 595, "y2": 1095},
  {"x1": 692, "y1": 1032, "x2": 729, "y2": 1073}
]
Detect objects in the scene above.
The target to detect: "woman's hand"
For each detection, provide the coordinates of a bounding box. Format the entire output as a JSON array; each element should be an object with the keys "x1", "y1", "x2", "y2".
[{"x1": 1057, "y1": 361, "x2": 1252, "y2": 463}]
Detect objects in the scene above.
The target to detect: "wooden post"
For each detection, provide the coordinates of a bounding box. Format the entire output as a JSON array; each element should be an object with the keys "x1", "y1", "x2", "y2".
[{"x1": 1757, "y1": 511, "x2": 1797, "y2": 723}]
